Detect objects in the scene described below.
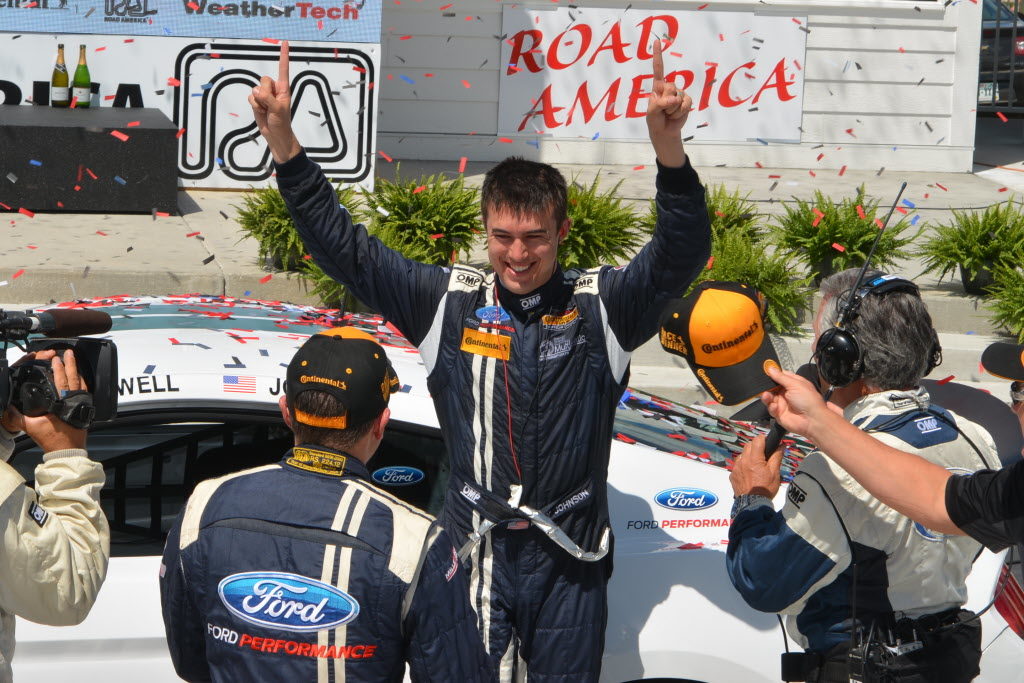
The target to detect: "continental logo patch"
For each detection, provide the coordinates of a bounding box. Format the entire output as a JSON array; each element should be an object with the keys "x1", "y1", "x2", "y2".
[
  {"x1": 287, "y1": 447, "x2": 348, "y2": 476},
  {"x1": 542, "y1": 309, "x2": 579, "y2": 328},
  {"x1": 460, "y1": 327, "x2": 511, "y2": 360}
]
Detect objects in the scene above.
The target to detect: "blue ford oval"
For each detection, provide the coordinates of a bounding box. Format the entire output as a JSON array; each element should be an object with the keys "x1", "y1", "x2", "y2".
[
  {"x1": 654, "y1": 487, "x2": 719, "y2": 511},
  {"x1": 372, "y1": 466, "x2": 426, "y2": 486},
  {"x1": 218, "y1": 571, "x2": 360, "y2": 632}
]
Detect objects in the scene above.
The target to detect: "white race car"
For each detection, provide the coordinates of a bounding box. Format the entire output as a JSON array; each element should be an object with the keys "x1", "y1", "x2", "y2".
[{"x1": 6, "y1": 295, "x2": 1023, "y2": 682}]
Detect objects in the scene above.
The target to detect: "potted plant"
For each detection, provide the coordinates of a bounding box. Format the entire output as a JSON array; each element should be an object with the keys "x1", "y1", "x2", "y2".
[
  {"x1": 772, "y1": 185, "x2": 919, "y2": 285},
  {"x1": 986, "y1": 265, "x2": 1024, "y2": 341},
  {"x1": 918, "y1": 200, "x2": 1024, "y2": 295}
]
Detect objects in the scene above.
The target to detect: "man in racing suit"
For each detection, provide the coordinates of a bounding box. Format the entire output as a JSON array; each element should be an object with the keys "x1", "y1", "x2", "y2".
[
  {"x1": 0, "y1": 349, "x2": 109, "y2": 682},
  {"x1": 160, "y1": 329, "x2": 491, "y2": 682},
  {"x1": 727, "y1": 269, "x2": 995, "y2": 683},
  {"x1": 248, "y1": 42, "x2": 710, "y2": 680}
]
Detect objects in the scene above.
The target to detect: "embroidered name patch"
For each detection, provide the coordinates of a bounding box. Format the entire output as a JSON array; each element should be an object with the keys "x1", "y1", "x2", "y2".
[{"x1": 460, "y1": 328, "x2": 511, "y2": 360}]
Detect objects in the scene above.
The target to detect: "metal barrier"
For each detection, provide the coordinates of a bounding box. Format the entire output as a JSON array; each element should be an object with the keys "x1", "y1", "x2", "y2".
[{"x1": 978, "y1": 0, "x2": 1024, "y2": 113}]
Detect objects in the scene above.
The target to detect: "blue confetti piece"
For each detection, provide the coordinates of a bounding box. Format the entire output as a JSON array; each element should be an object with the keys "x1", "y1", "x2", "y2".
[
  {"x1": 201, "y1": 83, "x2": 213, "y2": 90},
  {"x1": 163, "y1": 28, "x2": 173, "y2": 35},
  {"x1": 756, "y1": 138, "x2": 768, "y2": 145},
  {"x1": 143, "y1": 364, "x2": 155, "y2": 374},
  {"x1": 910, "y1": 215, "x2": 920, "y2": 225},
  {"x1": 191, "y1": 93, "x2": 203, "y2": 97},
  {"x1": 215, "y1": 157, "x2": 224, "y2": 166},
  {"x1": 259, "y1": 349, "x2": 270, "y2": 357},
  {"x1": 399, "y1": 75, "x2": 415, "y2": 85},
  {"x1": 28, "y1": 159, "x2": 41, "y2": 167},
  {"x1": 244, "y1": 291, "x2": 252, "y2": 296},
  {"x1": 591, "y1": 132, "x2": 600, "y2": 140},
  {"x1": 527, "y1": 140, "x2": 539, "y2": 148},
  {"x1": 902, "y1": 199, "x2": 916, "y2": 209},
  {"x1": 966, "y1": 330, "x2": 976, "y2": 335},
  {"x1": 114, "y1": 176, "x2": 127, "y2": 185}
]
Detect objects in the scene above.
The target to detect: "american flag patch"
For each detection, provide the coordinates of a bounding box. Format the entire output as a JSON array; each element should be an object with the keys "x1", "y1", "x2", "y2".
[{"x1": 223, "y1": 375, "x2": 257, "y2": 393}]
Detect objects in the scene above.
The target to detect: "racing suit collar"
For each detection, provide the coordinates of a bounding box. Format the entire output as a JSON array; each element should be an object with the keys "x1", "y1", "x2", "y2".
[
  {"x1": 495, "y1": 266, "x2": 567, "y2": 320},
  {"x1": 282, "y1": 443, "x2": 371, "y2": 480},
  {"x1": 843, "y1": 386, "x2": 931, "y2": 423}
]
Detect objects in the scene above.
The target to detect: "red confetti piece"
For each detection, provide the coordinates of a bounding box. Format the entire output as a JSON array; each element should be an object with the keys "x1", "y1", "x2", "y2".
[
  {"x1": 154, "y1": 211, "x2": 170, "y2": 218},
  {"x1": 412, "y1": 185, "x2": 426, "y2": 194},
  {"x1": 898, "y1": 47, "x2": 905, "y2": 53},
  {"x1": 95, "y1": 46, "x2": 106, "y2": 52},
  {"x1": 856, "y1": 204, "x2": 866, "y2": 219},
  {"x1": 26, "y1": 245, "x2": 37, "y2": 250},
  {"x1": 999, "y1": 187, "x2": 1009, "y2": 192},
  {"x1": 176, "y1": 128, "x2": 186, "y2": 139},
  {"x1": 210, "y1": 53, "x2": 220, "y2": 58},
  {"x1": 86, "y1": 168, "x2": 98, "y2": 180},
  {"x1": 845, "y1": 128, "x2": 856, "y2": 137},
  {"x1": 793, "y1": 59, "x2": 802, "y2": 71},
  {"x1": 809, "y1": 170, "x2": 816, "y2": 177},
  {"x1": 56, "y1": 201, "x2": 63, "y2": 208},
  {"x1": 895, "y1": 207, "x2": 907, "y2": 214},
  {"x1": 812, "y1": 208, "x2": 825, "y2": 227},
  {"x1": 262, "y1": 38, "x2": 281, "y2": 45},
  {"x1": 259, "y1": 274, "x2": 273, "y2": 284},
  {"x1": 104, "y1": 95, "x2": 116, "y2": 101},
  {"x1": 768, "y1": 174, "x2": 780, "y2": 179},
  {"x1": 73, "y1": 185, "x2": 81, "y2": 192},
  {"x1": 937, "y1": 375, "x2": 955, "y2": 385},
  {"x1": 353, "y1": 66, "x2": 366, "y2": 73},
  {"x1": 755, "y1": 161, "x2": 763, "y2": 168},
  {"x1": 439, "y1": 2, "x2": 452, "y2": 8},
  {"x1": 997, "y1": 111, "x2": 1009, "y2": 123},
  {"x1": 69, "y1": 96, "x2": 78, "y2": 109},
  {"x1": 458, "y1": 157, "x2": 467, "y2": 173},
  {"x1": 935, "y1": 183, "x2": 948, "y2": 191},
  {"x1": 792, "y1": 17, "x2": 802, "y2": 24},
  {"x1": 461, "y1": 79, "x2": 471, "y2": 88},
  {"x1": 499, "y1": 137, "x2": 513, "y2": 143},
  {"x1": 187, "y1": 1, "x2": 199, "y2": 8},
  {"x1": 615, "y1": 433, "x2": 636, "y2": 444},
  {"x1": 95, "y1": 231, "x2": 108, "y2": 236},
  {"x1": 126, "y1": 121, "x2": 141, "y2": 127},
  {"x1": 831, "y1": 242, "x2": 845, "y2": 252},
  {"x1": 302, "y1": 254, "x2": 313, "y2": 260},
  {"x1": 124, "y1": 39, "x2": 134, "y2": 43},
  {"x1": 110, "y1": 130, "x2": 130, "y2": 142},
  {"x1": 838, "y1": 165, "x2": 847, "y2": 176},
  {"x1": 633, "y1": 165, "x2": 646, "y2": 171},
  {"x1": 18, "y1": 208, "x2": 34, "y2": 218},
  {"x1": 0, "y1": 202, "x2": 9, "y2": 210},
  {"x1": 379, "y1": 150, "x2": 393, "y2": 162},
  {"x1": 317, "y1": 19, "x2": 324, "y2": 30},
  {"x1": 399, "y1": 35, "x2": 412, "y2": 40},
  {"x1": 424, "y1": 73, "x2": 435, "y2": 77},
  {"x1": 429, "y1": 233, "x2": 444, "y2": 239},
  {"x1": 874, "y1": 218, "x2": 884, "y2": 229},
  {"x1": 706, "y1": 256, "x2": 715, "y2": 269},
  {"x1": 697, "y1": 3, "x2": 708, "y2": 8},
  {"x1": 816, "y1": 153, "x2": 825, "y2": 161},
  {"x1": 11, "y1": 269, "x2": 24, "y2": 280},
  {"x1": 167, "y1": 77, "x2": 181, "y2": 87},
  {"x1": 185, "y1": 231, "x2": 201, "y2": 237}
]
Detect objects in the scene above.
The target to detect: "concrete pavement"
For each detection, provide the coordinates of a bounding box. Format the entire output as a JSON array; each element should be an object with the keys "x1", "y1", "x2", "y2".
[{"x1": 3, "y1": 116, "x2": 1024, "y2": 405}]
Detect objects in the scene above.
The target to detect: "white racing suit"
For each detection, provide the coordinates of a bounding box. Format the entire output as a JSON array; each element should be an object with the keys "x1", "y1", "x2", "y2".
[
  {"x1": 728, "y1": 388, "x2": 995, "y2": 682},
  {"x1": 0, "y1": 428, "x2": 110, "y2": 682}
]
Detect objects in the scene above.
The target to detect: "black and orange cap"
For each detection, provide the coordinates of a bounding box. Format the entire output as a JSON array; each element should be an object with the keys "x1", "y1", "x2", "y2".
[
  {"x1": 981, "y1": 342, "x2": 1024, "y2": 382},
  {"x1": 659, "y1": 281, "x2": 781, "y2": 405},
  {"x1": 286, "y1": 328, "x2": 401, "y2": 430}
]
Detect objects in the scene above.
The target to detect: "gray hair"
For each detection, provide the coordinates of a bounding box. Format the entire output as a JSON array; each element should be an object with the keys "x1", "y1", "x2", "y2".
[{"x1": 819, "y1": 268, "x2": 939, "y2": 390}]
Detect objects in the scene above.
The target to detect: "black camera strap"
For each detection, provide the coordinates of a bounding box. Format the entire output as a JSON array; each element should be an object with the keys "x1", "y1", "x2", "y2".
[{"x1": 54, "y1": 390, "x2": 94, "y2": 430}]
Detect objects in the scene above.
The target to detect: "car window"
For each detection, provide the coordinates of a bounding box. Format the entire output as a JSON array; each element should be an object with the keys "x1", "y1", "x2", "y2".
[
  {"x1": 984, "y1": 0, "x2": 1017, "y2": 22},
  {"x1": 9, "y1": 415, "x2": 448, "y2": 557}
]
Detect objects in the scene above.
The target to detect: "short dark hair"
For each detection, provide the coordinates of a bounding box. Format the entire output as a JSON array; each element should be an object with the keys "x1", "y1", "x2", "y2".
[
  {"x1": 289, "y1": 389, "x2": 378, "y2": 451},
  {"x1": 481, "y1": 157, "x2": 568, "y2": 227}
]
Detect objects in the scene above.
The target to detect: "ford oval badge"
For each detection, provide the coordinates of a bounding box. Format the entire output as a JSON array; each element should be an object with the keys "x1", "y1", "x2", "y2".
[
  {"x1": 371, "y1": 466, "x2": 426, "y2": 487},
  {"x1": 218, "y1": 571, "x2": 360, "y2": 631},
  {"x1": 654, "y1": 487, "x2": 719, "y2": 511}
]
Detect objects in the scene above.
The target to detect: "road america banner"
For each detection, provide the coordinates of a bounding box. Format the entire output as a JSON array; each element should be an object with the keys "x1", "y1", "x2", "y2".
[{"x1": 499, "y1": 7, "x2": 807, "y2": 143}]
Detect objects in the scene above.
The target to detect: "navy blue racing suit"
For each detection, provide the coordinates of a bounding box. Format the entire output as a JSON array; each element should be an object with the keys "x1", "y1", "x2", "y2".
[
  {"x1": 276, "y1": 152, "x2": 710, "y2": 681},
  {"x1": 160, "y1": 445, "x2": 491, "y2": 682}
]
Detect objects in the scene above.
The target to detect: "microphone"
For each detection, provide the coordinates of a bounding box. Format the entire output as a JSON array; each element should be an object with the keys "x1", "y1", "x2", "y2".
[
  {"x1": 762, "y1": 364, "x2": 820, "y2": 457},
  {"x1": 0, "y1": 309, "x2": 112, "y2": 338}
]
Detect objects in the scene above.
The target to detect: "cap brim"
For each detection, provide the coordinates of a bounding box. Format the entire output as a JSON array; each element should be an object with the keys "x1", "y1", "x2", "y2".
[
  {"x1": 689, "y1": 342, "x2": 782, "y2": 406},
  {"x1": 981, "y1": 342, "x2": 1024, "y2": 381}
]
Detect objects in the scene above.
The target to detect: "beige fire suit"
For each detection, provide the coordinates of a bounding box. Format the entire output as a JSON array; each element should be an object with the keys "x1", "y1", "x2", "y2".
[{"x1": 0, "y1": 428, "x2": 109, "y2": 681}]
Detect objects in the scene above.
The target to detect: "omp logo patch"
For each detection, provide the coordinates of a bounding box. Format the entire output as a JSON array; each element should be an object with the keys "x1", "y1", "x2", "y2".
[
  {"x1": 914, "y1": 416, "x2": 941, "y2": 434},
  {"x1": 27, "y1": 502, "x2": 48, "y2": 527},
  {"x1": 787, "y1": 483, "x2": 806, "y2": 507},
  {"x1": 460, "y1": 483, "x2": 481, "y2": 504},
  {"x1": 520, "y1": 293, "x2": 541, "y2": 310},
  {"x1": 460, "y1": 327, "x2": 511, "y2": 360},
  {"x1": 454, "y1": 270, "x2": 482, "y2": 288}
]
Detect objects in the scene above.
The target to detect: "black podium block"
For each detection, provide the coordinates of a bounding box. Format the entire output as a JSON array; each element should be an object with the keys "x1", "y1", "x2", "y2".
[{"x1": 0, "y1": 105, "x2": 178, "y2": 214}]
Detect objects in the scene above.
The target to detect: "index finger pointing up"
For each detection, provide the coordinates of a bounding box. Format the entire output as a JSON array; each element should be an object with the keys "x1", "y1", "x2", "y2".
[
  {"x1": 278, "y1": 40, "x2": 290, "y2": 89},
  {"x1": 652, "y1": 38, "x2": 665, "y2": 84}
]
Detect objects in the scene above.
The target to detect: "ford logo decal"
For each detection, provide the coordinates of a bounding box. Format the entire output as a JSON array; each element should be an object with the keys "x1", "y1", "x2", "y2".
[
  {"x1": 218, "y1": 572, "x2": 359, "y2": 632},
  {"x1": 654, "y1": 487, "x2": 719, "y2": 511},
  {"x1": 371, "y1": 466, "x2": 425, "y2": 486}
]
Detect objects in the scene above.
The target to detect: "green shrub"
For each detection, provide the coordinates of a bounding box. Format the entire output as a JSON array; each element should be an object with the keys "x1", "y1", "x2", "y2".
[
  {"x1": 987, "y1": 265, "x2": 1024, "y2": 341},
  {"x1": 299, "y1": 258, "x2": 348, "y2": 310},
  {"x1": 366, "y1": 168, "x2": 480, "y2": 266},
  {"x1": 640, "y1": 183, "x2": 764, "y2": 241},
  {"x1": 235, "y1": 183, "x2": 363, "y2": 272},
  {"x1": 561, "y1": 173, "x2": 649, "y2": 270},
  {"x1": 918, "y1": 201, "x2": 1024, "y2": 294},
  {"x1": 772, "y1": 185, "x2": 919, "y2": 284}
]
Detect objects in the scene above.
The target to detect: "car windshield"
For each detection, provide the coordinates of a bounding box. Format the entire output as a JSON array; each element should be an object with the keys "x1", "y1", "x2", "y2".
[{"x1": 984, "y1": 0, "x2": 1017, "y2": 22}]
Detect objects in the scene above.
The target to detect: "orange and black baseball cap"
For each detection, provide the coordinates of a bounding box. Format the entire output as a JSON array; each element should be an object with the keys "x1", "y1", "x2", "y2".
[
  {"x1": 286, "y1": 328, "x2": 400, "y2": 430},
  {"x1": 981, "y1": 342, "x2": 1024, "y2": 382},
  {"x1": 659, "y1": 281, "x2": 781, "y2": 405}
]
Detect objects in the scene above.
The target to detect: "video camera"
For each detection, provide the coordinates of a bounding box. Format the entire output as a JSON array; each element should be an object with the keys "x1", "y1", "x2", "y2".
[{"x1": 0, "y1": 309, "x2": 118, "y2": 428}]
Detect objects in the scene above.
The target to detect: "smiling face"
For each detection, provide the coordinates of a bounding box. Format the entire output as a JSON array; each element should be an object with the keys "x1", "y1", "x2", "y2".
[{"x1": 485, "y1": 206, "x2": 570, "y2": 295}]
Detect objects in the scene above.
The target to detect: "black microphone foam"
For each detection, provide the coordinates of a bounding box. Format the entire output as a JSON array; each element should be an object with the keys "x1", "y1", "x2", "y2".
[{"x1": 37, "y1": 309, "x2": 113, "y2": 337}]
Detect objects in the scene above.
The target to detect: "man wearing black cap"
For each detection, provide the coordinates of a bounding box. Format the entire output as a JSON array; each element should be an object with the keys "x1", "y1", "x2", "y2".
[
  {"x1": 159, "y1": 329, "x2": 491, "y2": 682},
  {"x1": 724, "y1": 269, "x2": 996, "y2": 683}
]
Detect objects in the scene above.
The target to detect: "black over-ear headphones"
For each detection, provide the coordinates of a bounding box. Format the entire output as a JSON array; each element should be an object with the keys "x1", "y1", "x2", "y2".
[{"x1": 814, "y1": 274, "x2": 942, "y2": 388}]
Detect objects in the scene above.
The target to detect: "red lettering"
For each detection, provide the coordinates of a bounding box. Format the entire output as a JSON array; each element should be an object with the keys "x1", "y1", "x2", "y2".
[
  {"x1": 274, "y1": 639, "x2": 287, "y2": 653},
  {"x1": 364, "y1": 645, "x2": 377, "y2": 658},
  {"x1": 250, "y1": 637, "x2": 263, "y2": 650},
  {"x1": 343, "y1": 4, "x2": 358, "y2": 19},
  {"x1": 517, "y1": 85, "x2": 564, "y2": 132},
  {"x1": 566, "y1": 78, "x2": 620, "y2": 125},
  {"x1": 626, "y1": 74, "x2": 652, "y2": 118},
  {"x1": 587, "y1": 21, "x2": 630, "y2": 66},
  {"x1": 636, "y1": 15, "x2": 679, "y2": 60},
  {"x1": 351, "y1": 645, "x2": 366, "y2": 658},
  {"x1": 508, "y1": 30, "x2": 544, "y2": 74},
  {"x1": 326, "y1": 645, "x2": 339, "y2": 658},
  {"x1": 661, "y1": 520, "x2": 670, "y2": 528},
  {"x1": 752, "y1": 59, "x2": 798, "y2": 104},
  {"x1": 261, "y1": 639, "x2": 275, "y2": 652},
  {"x1": 548, "y1": 25, "x2": 593, "y2": 70},
  {"x1": 295, "y1": 2, "x2": 311, "y2": 18},
  {"x1": 719, "y1": 62, "x2": 755, "y2": 107},
  {"x1": 239, "y1": 634, "x2": 252, "y2": 648},
  {"x1": 311, "y1": 5, "x2": 325, "y2": 18},
  {"x1": 698, "y1": 64, "x2": 717, "y2": 111},
  {"x1": 285, "y1": 641, "x2": 300, "y2": 654},
  {"x1": 311, "y1": 644, "x2": 328, "y2": 657},
  {"x1": 666, "y1": 69, "x2": 695, "y2": 93}
]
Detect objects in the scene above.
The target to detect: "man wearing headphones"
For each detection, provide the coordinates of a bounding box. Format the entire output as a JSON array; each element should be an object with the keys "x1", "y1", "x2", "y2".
[{"x1": 726, "y1": 269, "x2": 996, "y2": 683}]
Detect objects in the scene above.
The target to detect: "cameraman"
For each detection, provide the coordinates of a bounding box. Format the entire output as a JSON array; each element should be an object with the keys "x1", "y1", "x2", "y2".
[{"x1": 0, "y1": 349, "x2": 109, "y2": 680}]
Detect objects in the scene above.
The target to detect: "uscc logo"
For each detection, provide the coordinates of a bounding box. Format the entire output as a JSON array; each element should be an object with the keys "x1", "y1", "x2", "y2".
[
  {"x1": 218, "y1": 571, "x2": 359, "y2": 631},
  {"x1": 371, "y1": 466, "x2": 425, "y2": 486},
  {"x1": 105, "y1": 0, "x2": 157, "y2": 22},
  {"x1": 654, "y1": 487, "x2": 719, "y2": 511}
]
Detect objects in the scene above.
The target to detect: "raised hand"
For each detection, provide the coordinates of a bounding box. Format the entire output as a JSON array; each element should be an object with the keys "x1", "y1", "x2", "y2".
[
  {"x1": 249, "y1": 41, "x2": 301, "y2": 164},
  {"x1": 646, "y1": 39, "x2": 692, "y2": 168}
]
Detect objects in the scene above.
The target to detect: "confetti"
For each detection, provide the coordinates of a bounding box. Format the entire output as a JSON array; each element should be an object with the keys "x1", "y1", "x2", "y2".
[
  {"x1": 997, "y1": 111, "x2": 1009, "y2": 123},
  {"x1": 259, "y1": 274, "x2": 273, "y2": 284},
  {"x1": 499, "y1": 137, "x2": 513, "y2": 143},
  {"x1": 461, "y1": 80, "x2": 471, "y2": 88},
  {"x1": 412, "y1": 185, "x2": 426, "y2": 194},
  {"x1": 831, "y1": 242, "x2": 845, "y2": 252},
  {"x1": 937, "y1": 375, "x2": 955, "y2": 385},
  {"x1": 838, "y1": 165, "x2": 846, "y2": 176},
  {"x1": 17, "y1": 208, "x2": 33, "y2": 218},
  {"x1": 706, "y1": 256, "x2": 714, "y2": 269},
  {"x1": 399, "y1": 75, "x2": 415, "y2": 85},
  {"x1": 185, "y1": 231, "x2": 201, "y2": 237},
  {"x1": 812, "y1": 208, "x2": 825, "y2": 227},
  {"x1": 96, "y1": 231, "x2": 108, "y2": 236},
  {"x1": 633, "y1": 165, "x2": 645, "y2": 171},
  {"x1": 114, "y1": 176, "x2": 127, "y2": 185},
  {"x1": 856, "y1": 205, "x2": 866, "y2": 219},
  {"x1": 11, "y1": 269, "x2": 24, "y2": 279},
  {"x1": 86, "y1": 168, "x2": 98, "y2": 180},
  {"x1": 126, "y1": 121, "x2": 141, "y2": 127},
  {"x1": 999, "y1": 187, "x2": 1009, "y2": 192},
  {"x1": 935, "y1": 183, "x2": 948, "y2": 191},
  {"x1": 167, "y1": 77, "x2": 182, "y2": 87},
  {"x1": 458, "y1": 157, "x2": 467, "y2": 173},
  {"x1": 28, "y1": 160, "x2": 41, "y2": 167},
  {"x1": 429, "y1": 233, "x2": 444, "y2": 239}
]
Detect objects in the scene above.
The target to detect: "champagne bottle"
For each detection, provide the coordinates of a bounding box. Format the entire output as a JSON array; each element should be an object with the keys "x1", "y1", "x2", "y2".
[
  {"x1": 51, "y1": 43, "x2": 69, "y2": 108},
  {"x1": 72, "y1": 44, "x2": 91, "y2": 109}
]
